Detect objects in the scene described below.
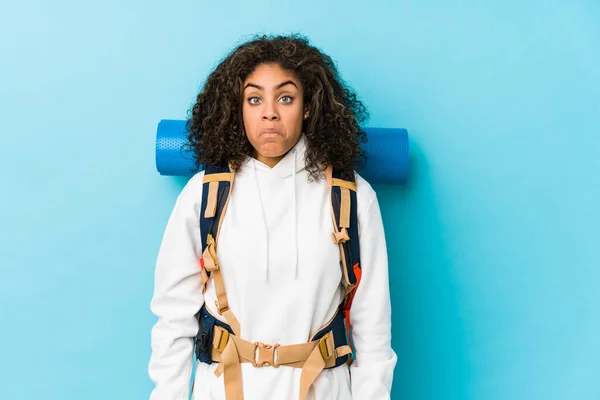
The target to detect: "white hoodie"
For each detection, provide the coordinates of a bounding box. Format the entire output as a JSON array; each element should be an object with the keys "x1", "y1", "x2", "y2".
[{"x1": 148, "y1": 135, "x2": 397, "y2": 400}]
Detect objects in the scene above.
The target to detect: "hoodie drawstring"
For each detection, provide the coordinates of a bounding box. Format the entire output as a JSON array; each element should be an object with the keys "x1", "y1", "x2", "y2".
[
  {"x1": 250, "y1": 143, "x2": 302, "y2": 282},
  {"x1": 252, "y1": 159, "x2": 270, "y2": 282},
  {"x1": 292, "y1": 149, "x2": 299, "y2": 280}
]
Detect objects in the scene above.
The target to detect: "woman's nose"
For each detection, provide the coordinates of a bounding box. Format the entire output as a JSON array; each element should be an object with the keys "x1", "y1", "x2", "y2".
[{"x1": 262, "y1": 104, "x2": 279, "y2": 121}]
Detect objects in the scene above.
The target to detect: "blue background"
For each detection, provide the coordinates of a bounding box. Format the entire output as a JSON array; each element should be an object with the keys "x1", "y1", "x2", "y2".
[{"x1": 1, "y1": 1, "x2": 599, "y2": 399}]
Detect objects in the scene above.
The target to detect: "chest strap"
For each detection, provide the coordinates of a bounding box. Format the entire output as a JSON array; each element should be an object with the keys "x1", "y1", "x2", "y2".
[
  {"x1": 212, "y1": 326, "x2": 352, "y2": 400},
  {"x1": 196, "y1": 302, "x2": 352, "y2": 400}
]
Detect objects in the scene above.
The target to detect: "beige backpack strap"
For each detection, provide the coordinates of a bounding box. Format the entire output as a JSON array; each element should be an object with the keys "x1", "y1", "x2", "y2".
[
  {"x1": 201, "y1": 168, "x2": 241, "y2": 336},
  {"x1": 326, "y1": 166, "x2": 352, "y2": 287}
]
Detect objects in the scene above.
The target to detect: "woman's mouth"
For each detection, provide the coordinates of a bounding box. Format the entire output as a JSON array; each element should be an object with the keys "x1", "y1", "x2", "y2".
[{"x1": 260, "y1": 129, "x2": 281, "y2": 137}]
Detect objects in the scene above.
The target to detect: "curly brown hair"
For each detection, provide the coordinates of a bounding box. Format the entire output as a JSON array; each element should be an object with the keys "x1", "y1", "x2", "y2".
[{"x1": 186, "y1": 34, "x2": 368, "y2": 181}]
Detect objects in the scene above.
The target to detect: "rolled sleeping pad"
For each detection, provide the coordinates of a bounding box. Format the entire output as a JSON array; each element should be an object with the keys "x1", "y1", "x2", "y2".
[{"x1": 156, "y1": 119, "x2": 409, "y2": 185}]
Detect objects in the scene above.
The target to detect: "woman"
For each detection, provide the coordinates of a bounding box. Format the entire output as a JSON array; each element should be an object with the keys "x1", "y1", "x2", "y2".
[{"x1": 148, "y1": 34, "x2": 397, "y2": 400}]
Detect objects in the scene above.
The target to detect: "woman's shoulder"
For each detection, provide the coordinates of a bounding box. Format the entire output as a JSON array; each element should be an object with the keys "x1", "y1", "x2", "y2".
[
  {"x1": 176, "y1": 170, "x2": 206, "y2": 203},
  {"x1": 354, "y1": 171, "x2": 378, "y2": 213}
]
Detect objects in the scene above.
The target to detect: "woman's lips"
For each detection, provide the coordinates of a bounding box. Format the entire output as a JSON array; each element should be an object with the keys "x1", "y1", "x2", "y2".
[{"x1": 260, "y1": 129, "x2": 281, "y2": 137}]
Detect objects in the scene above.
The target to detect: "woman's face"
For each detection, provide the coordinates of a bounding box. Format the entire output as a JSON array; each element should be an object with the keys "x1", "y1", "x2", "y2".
[{"x1": 242, "y1": 63, "x2": 308, "y2": 168}]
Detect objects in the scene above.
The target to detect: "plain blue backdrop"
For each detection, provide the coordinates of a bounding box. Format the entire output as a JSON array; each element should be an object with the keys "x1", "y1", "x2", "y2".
[{"x1": 1, "y1": 1, "x2": 599, "y2": 399}]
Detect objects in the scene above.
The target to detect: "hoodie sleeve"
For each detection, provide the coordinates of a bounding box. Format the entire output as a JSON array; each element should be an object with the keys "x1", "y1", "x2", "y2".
[
  {"x1": 350, "y1": 191, "x2": 398, "y2": 399},
  {"x1": 148, "y1": 174, "x2": 205, "y2": 400}
]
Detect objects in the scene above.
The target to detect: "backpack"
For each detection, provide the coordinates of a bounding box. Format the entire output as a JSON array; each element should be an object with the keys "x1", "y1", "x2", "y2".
[{"x1": 193, "y1": 163, "x2": 362, "y2": 400}]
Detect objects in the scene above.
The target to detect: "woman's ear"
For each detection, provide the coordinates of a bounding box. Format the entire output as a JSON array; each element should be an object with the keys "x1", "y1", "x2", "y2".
[{"x1": 303, "y1": 105, "x2": 311, "y2": 120}]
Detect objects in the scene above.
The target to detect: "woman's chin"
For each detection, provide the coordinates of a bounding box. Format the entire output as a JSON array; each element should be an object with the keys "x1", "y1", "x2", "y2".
[{"x1": 257, "y1": 144, "x2": 288, "y2": 159}]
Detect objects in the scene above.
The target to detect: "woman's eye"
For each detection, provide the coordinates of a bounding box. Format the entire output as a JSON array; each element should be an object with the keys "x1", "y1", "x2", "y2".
[
  {"x1": 279, "y1": 96, "x2": 293, "y2": 104},
  {"x1": 248, "y1": 97, "x2": 261, "y2": 105}
]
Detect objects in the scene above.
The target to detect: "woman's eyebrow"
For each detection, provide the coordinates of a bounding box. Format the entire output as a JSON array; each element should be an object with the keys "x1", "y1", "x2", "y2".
[{"x1": 244, "y1": 80, "x2": 298, "y2": 91}]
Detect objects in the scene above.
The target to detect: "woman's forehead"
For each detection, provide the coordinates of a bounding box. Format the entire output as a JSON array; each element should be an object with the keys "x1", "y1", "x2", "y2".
[{"x1": 244, "y1": 63, "x2": 301, "y2": 88}]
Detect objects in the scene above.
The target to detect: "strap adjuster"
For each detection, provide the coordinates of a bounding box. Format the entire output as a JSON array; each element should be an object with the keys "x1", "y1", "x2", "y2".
[
  {"x1": 332, "y1": 228, "x2": 350, "y2": 244},
  {"x1": 318, "y1": 333, "x2": 335, "y2": 360},
  {"x1": 203, "y1": 235, "x2": 220, "y2": 272},
  {"x1": 214, "y1": 300, "x2": 229, "y2": 315},
  {"x1": 212, "y1": 326, "x2": 230, "y2": 352},
  {"x1": 253, "y1": 342, "x2": 280, "y2": 368}
]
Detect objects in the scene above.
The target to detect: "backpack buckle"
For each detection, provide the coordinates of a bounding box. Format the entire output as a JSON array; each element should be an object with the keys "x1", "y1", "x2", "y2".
[
  {"x1": 253, "y1": 342, "x2": 280, "y2": 368},
  {"x1": 318, "y1": 333, "x2": 335, "y2": 360},
  {"x1": 212, "y1": 326, "x2": 230, "y2": 353}
]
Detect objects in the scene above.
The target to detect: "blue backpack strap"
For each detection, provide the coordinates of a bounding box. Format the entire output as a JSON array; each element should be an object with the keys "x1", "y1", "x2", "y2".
[
  {"x1": 199, "y1": 164, "x2": 232, "y2": 286},
  {"x1": 195, "y1": 164, "x2": 240, "y2": 364},
  {"x1": 198, "y1": 164, "x2": 241, "y2": 335},
  {"x1": 327, "y1": 166, "x2": 362, "y2": 361},
  {"x1": 310, "y1": 303, "x2": 353, "y2": 367}
]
